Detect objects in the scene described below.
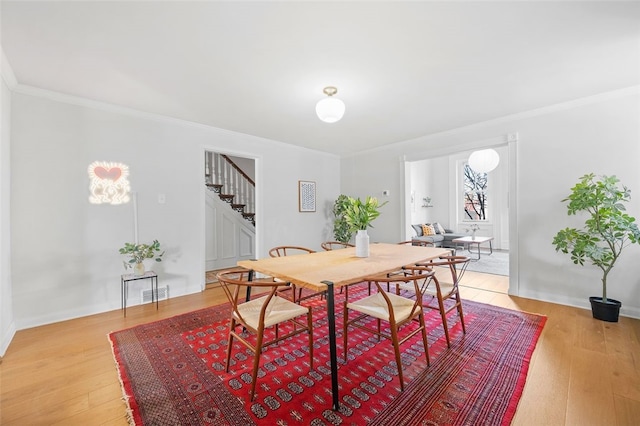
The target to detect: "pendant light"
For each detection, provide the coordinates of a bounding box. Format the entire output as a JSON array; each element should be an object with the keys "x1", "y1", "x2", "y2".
[{"x1": 316, "y1": 86, "x2": 345, "y2": 123}]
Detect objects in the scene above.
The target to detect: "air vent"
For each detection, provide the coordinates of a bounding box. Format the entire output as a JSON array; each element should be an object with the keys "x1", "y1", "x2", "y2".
[{"x1": 141, "y1": 286, "x2": 169, "y2": 304}]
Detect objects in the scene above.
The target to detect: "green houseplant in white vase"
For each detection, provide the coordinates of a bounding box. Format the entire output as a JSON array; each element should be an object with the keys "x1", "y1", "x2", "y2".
[
  {"x1": 344, "y1": 196, "x2": 387, "y2": 257},
  {"x1": 119, "y1": 240, "x2": 164, "y2": 276},
  {"x1": 552, "y1": 174, "x2": 640, "y2": 322}
]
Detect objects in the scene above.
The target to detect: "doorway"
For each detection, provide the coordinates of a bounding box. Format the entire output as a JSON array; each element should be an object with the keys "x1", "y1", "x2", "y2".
[
  {"x1": 204, "y1": 151, "x2": 257, "y2": 287},
  {"x1": 402, "y1": 137, "x2": 518, "y2": 296}
]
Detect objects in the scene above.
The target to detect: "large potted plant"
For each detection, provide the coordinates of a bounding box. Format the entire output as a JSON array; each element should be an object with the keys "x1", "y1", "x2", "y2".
[
  {"x1": 119, "y1": 240, "x2": 164, "y2": 276},
  {"x1": 552, "y1": 174, "x2": 640, "y2": 322},
  {"x1": 344, "y1": 196, "x2": 387, "y2": 257},
  {"x1": 332, "y1": 194, "x2": 353, "y2": 244}
]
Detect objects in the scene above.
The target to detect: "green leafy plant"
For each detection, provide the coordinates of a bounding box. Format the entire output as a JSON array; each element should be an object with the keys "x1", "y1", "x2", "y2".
[
  {"x1": 119, "y1": 240, "x2": 164, "y2": 269},
  {"x1": 552, "y1": 174, "x2": 640, "y2": 302},
  {"x1": 343, "y1": 196, "x2": 388, "y2": 232},
  {"x1": 332, "y1": 194, "x2": 353, "y2": 244}
]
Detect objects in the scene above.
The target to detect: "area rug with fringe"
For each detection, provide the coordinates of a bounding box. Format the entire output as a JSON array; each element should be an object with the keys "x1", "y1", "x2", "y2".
[{"x1": 108, "y1": 283, "x2": 546, "y2": 425}]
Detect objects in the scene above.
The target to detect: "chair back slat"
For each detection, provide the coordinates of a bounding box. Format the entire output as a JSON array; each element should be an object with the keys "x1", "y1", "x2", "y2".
[
  {"x1": 269, "y1": 246, "x2": 316, "y2": 257},
  {"x1": 321, "y1": 241, "x2": 354, "y2": 251}
]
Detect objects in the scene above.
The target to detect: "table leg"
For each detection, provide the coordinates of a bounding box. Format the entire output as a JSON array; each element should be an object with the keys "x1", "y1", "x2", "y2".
[
  {"x1": 322, "y1": 280, "x2": 340, "y2": 411},
  {"x1": 246, "y1": 269, "x2": 254, "y2": 301},
  {"x1": 154, "y1": 276, "x2": 159, "y2": 310},
  {"x1": 124, "y1": 280, "x2": 127, "y2": 317}
]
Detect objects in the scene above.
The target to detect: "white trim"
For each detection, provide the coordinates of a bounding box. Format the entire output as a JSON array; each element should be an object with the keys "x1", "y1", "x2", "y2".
[
  {"x1": 10, "y1": 83, "x2": 339, "y2": 159},
  {"x1": 0, "y1": 321, "x2": 16, "y2": 357},
  {"x1": 1, "y1": 49, "x2": 17, "y2": 89},
  {"x1": 200, "y1": 146, "x2": 262, "y2": 288},
  {"x1": 403, "y1": 133, "x2": 519, "y2": 295},
  {"x1": 345, "y1": 86, "x2": 640, "y2": 158}
]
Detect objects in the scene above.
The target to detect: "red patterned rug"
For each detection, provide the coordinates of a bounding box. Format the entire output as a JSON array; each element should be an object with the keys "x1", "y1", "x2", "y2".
[{"x1": 109, "y1": 283, "x2": 546, "y2": 425}]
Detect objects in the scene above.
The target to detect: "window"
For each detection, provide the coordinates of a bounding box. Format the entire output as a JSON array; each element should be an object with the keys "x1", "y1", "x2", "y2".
[{"x1": 462, "y1": 163, "x2": 488, "y2": 221}]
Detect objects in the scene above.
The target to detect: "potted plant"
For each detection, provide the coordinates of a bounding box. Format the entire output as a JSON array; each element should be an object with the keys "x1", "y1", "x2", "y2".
[
  {"x1": 332, "y1": 194, "x2": 353, "y2": 244},
  {"x1": 119, "y1": 240, "x2": 164, "y2": 276},
  {"x1": 552, "y1": 174, "x2": 640, "y2": 322},
  {"x1": 343, "y1": 196, "x2": 387, "y2": 257}
]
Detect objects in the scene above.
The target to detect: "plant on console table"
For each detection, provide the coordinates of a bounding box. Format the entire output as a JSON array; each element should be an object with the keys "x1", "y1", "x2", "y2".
[
  {"x1": 344, "y1": 196, "x2": 387, "y2": 258},
  {"x1": 119, "y1": 240, "x2": 164, "y2": 276},
  {"x1": 552, "y1": 174, "x2": 640, "y2": 322}
]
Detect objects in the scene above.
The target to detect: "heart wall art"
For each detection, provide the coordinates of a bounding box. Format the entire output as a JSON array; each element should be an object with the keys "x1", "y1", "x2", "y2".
[{"x1": 88, "y1": 161, "x2": 131, "y2": 205}]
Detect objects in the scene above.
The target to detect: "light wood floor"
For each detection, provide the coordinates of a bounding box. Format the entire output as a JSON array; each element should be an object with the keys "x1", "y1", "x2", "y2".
[{"x1": 1, "y1": 271, "x2": 639, "y2": 425}]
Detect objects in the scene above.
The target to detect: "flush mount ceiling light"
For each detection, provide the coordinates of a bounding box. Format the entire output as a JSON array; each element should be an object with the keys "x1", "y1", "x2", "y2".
[
  {"x1": 316, "y1": 86, "x2": 345, "y2": 123},
  {"x1": 468, "y1": 149, "x2": 500, "y2": 173}
]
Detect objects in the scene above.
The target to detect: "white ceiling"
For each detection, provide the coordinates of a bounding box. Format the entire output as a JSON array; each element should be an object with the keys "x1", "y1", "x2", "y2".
[{"x1": 2, "y1": 1, "x2": 639, "y2": 156}]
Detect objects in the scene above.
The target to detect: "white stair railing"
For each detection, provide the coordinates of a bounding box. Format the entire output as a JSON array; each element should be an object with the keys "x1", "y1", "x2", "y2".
[{"x1": 205, "y1": 153, "x2": 255, "y2": 225}]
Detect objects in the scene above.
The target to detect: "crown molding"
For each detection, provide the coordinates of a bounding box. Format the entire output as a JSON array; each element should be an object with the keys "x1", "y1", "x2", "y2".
[
  {"x1": 346, "y1": 85, "x2": 640, "y2": 159},
  {"x1": 10, "y1": 83, "x2": 339, "y2": 159}
]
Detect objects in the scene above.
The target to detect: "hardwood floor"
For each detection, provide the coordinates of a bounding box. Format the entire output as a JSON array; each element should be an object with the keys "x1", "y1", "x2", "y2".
[{"x1": 1, "y1": 271, "x2": 639, "y2": 425}]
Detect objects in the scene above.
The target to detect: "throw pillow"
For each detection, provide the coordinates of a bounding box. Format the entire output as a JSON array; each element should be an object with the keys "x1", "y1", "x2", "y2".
[
  {"x1": 421, "y1": 224, "x2": 436, "y2": 236},
  {"x1": 434, "y1": 222, "x2": 447, "y2": 234},
  {"x1": 411, "y1": 224, "x2": 424, "y2": 236}
]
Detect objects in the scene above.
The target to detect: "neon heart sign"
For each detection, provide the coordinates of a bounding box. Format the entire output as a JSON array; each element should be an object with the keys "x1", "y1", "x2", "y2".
[{"x1": 88, "y1": 161, "x2": 131, "y2": 205}]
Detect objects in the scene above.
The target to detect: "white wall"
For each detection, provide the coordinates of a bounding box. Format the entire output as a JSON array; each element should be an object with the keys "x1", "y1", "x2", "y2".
[
  {"x1": 9, "y1": 91, "x2": 340, "y2": 330},
  {"x1": 1, "y1": 73, "x2": 15, "y2": 356},
  {"x1": 342, "y1": 88, "x2": 640, "y2": 318}
]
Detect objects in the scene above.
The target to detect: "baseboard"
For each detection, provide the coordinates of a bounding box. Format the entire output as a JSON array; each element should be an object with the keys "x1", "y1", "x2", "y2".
[
  {"x1": 517, "y1": 289, "x2": 640, "y2": 320},
  {"x1": 1, "y1": 321, "x2": 16, "y2": 357}
]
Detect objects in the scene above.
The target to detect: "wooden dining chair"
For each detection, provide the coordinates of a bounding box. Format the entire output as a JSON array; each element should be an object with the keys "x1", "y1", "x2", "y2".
[
  {"x1": 320, "y1": 241, "x2": 355, "y2": 251},
  {"x1": 269, "y1": 245, "x2": 317, "y2": 302},
  {"x1": 216, "y1": 269, "x2": 314, "y2": 401},
  {"x1": 397, "y1": 256, "x2": 470, "y2": 348},
  {"x1": 268, "y1": 245, "x2": 316, "y2": 257},
  {"x1": 343, "y1": 270, "x2": 432, "y2": 391}
]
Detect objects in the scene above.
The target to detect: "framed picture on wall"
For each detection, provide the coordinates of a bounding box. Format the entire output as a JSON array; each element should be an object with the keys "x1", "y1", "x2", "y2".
[{"x1": 298, "y1": 180, "x2": 316, "y2": 212}]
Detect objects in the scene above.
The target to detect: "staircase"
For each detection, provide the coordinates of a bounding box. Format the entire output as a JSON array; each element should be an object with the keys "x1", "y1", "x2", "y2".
[{"x1": 205, "y1": 153, "x2": 255, "y2": 226}]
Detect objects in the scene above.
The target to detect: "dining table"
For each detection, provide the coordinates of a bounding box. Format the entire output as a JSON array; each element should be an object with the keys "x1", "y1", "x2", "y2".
[{"x1": 237, "y1": 242, "x2": 450, "y2": 410}]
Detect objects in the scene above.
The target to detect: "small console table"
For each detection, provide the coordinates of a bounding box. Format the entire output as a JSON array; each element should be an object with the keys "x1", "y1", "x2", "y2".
[
  {"x1": 451, "y1": 236, "x2": 494, "y2": 260},
  {"x1": 121, "y1": 270, "x2": 158, "y2": 317}
]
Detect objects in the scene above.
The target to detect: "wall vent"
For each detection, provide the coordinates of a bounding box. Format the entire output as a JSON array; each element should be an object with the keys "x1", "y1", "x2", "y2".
[{"x1": 141, "y1": 286, "x2": 169, "y2": 304}]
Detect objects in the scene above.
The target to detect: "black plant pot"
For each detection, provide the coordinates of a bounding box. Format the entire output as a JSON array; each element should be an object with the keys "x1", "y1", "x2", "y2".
[{"x1": 589, "y1": 297, "x2": 622, "y2": 322}]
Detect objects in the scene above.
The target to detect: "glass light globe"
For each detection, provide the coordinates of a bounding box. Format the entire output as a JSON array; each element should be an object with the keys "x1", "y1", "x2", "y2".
[
  {"x1": 316, "y1": 97, "x2": 345, "y2": 123},
  {"x1": 468, "y1": 149, "x2": 500, "y2": 173}
]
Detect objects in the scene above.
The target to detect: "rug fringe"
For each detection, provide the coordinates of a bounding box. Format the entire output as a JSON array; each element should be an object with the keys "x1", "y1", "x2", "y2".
[{"x1": 108, "y1": 333, "x2": 137, "y2": 426}]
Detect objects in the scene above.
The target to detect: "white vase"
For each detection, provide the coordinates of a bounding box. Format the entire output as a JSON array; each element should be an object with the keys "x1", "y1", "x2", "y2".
[
  {"x1": 355, "y1": 230, "x2": 370, "y2": 258},
  {"x1": 134, "y1": 262, "x2": 145, "y2": 276}
]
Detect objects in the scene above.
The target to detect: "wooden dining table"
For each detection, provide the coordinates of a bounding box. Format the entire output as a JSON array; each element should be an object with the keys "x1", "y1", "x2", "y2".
[{"x1": 238, "y1": 242, "x2": 450, "y2": 410}]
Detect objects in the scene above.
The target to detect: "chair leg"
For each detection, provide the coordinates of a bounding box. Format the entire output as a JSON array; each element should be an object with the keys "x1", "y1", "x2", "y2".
[
  {"x1": 436, "y1": 295, "x2": 451, "y2": 348},
  {"x1": 250, "y1": 330, "x2": 265, "y2": 402},
  {"x1": 390, "y1": 326, "x2": 404, "y2": 391},
  {"x1": 307, "y1": 310, "x2": 314, "y2": 369},
  {"x1": 343, "y1": 305, "x2": 349, "y2": 360},
  {"x1": 419, "y1": 312, "x2": 430, "y2": 366},
  {"x1": 455, "y1": 292, "x2": 466, "y2": 334},
  {"x1": 225, "y1": 319, "x2": 236, "y2": 372}
]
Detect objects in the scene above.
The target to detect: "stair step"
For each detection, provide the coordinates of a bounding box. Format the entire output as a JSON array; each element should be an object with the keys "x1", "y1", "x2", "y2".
[
  {"x1": 205, "y1": 183, "x2": 223, "y2": 193},
  {"x1": 231, "y1": 204, "x2": 245, "y2": 212},
  {"x1": 219, "y1": 194, "x2": 234, "y2": 203}
]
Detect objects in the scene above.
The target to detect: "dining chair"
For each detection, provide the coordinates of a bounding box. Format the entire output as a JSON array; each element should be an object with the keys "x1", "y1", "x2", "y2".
[
  {"x1": 321, "y1": 241, "x2": 355, "y2": 251},
  {"x1": 397, "y1": 255, "x2": 470, "y2": 348},
  {"x1": 216, "y1": 269, "x2": 314, "y2": 401},
  {"x1": 269, "y1": 245, "x2": 317, "y2": 302},
  {"x1": 343, "y1": 270, "x2": 433, "y2": 391},
  {"x1": 268, "y1": 245, "x2": 316, "y2": 257}
]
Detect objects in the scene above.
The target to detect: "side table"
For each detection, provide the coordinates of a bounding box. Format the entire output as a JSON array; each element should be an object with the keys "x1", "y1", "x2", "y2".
[{"x1": 121, "y1": 271, "x2": 158, "y2": 317}]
